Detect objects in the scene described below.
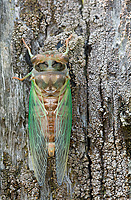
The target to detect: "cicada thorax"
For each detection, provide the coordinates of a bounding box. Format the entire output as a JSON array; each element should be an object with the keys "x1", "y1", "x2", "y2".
[{"x1": 33, "y1": 66, "x2": 68, "y2": 157}]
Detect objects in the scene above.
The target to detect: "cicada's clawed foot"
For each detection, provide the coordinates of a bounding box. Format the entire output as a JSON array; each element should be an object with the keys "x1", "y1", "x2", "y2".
[
  {"x1": 12, "y1": 77, "x2": 25, "y2": 81},
  {"x1": 12, "y1": 71, "x2": 33, "y2": 81},
  {"x1": 22, "y1": 38, "x2": 30, "y2": 50},
  {"x1": 64, "y1": 34, "x2": 72, "y2": 55},
  {"x1": 66, "y1": 34, "x2": 72, "y2": 48},
  {"x1": 22, "y1": 38, "x2": 34, "y2": 58}
]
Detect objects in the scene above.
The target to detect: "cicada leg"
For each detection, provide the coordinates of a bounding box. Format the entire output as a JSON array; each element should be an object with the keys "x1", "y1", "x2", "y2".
[
  {"x1": 12, "y1": 71, "x2": 33, "y2": 81},
  {"x1": 12, "y1": 38, "x2": 34, "y2": 81},
  {"x1": 22, "y1": 38, "x2": 34, "y2": 58},
  {"x1": 64, "y1": 34, "x2": 72, "y2": 55}
]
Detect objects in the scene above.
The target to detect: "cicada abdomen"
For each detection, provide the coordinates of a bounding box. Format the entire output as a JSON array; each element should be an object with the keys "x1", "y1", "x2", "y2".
[{"x1": 13, "y1": 35, "x2": 72, "y2": 186}]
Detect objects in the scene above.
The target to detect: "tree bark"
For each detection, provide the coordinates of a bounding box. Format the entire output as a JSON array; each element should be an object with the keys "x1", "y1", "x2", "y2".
[{"x1": 0, "y1": 0, "x2": 130, "y2": 199}]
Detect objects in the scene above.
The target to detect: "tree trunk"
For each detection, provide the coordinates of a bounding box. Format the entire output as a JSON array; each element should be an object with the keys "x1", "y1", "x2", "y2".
[{"x1": 0, "y1": 0, "x2": 130, "y2": 199}]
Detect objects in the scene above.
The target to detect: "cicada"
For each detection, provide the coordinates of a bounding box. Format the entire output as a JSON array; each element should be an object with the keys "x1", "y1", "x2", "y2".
[{"x1": 13, "y1": 35, "x2": 72, "y2": 186}]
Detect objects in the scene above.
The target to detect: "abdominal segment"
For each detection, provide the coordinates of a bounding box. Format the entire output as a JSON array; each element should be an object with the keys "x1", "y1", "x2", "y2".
[{"x1": 37, "y1": 93, "x2": 63, "y2": 157}]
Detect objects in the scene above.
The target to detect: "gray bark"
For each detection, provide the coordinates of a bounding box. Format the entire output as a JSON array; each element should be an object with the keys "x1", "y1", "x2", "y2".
[{"x1": 0, "y1": 0, "x2": 130, "y2": 199}]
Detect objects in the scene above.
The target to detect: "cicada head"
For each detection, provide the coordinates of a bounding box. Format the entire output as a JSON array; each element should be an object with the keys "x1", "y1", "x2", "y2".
[
  {"x1": 22, "y1": 35, "x2": 72, "y2": 73},
  {"x1": 31, "y1": 51, "x2": 68, "y2": 72}
]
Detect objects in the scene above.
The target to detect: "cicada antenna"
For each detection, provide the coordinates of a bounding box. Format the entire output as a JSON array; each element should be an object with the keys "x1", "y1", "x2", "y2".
[
  {"x1": 22, "y1": 38, "x2": 34, "y2": 58},
  {"x1": 64, "y1": 34, "x2": 72, "y2": 55}
]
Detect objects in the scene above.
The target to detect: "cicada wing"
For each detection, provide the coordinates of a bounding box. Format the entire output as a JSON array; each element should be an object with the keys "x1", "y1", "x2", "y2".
[
  {"x1": 55, "y1": 79, "x2": 72, "y2": 185},
  {"x1": 29, "y1": 81, "x2": 48, "y2": 186}
]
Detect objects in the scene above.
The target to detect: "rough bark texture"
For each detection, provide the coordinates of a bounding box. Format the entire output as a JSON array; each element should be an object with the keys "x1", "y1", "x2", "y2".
[{"x1": 0, "y1": 0, "x2": 130, "y2": 199}]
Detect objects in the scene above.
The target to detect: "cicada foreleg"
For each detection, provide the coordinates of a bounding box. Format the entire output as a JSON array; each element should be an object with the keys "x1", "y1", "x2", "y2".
[
  {"x1": 22, "y1": 38, "x2": 34, "y2": 58},
  {"x1": 64, "y1": 34, "x2": 72, "y2": 55},
  {"x1": 12, "y1": 71, "x2": 33, "y2": 81},
  {"x1": 12, "y1": 38, "x2": 34, "y2": 81}
]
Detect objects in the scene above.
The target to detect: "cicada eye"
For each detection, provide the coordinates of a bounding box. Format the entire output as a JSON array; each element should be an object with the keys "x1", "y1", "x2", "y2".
[
  {"x1": 35, "y1": 62, "x2": 48, "y2": 72},
  {"x1": 52, "y1": 61, "x2": 65, "y2": 71}
]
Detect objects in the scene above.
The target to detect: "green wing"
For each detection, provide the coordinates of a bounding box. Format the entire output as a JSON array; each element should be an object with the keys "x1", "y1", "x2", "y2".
[
  {"x1": 55, "y1": 79, "x2": 72, "y2": 185},
  {"x1": 28, "y1": 81, "x2": 48, "y2": 186}
]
